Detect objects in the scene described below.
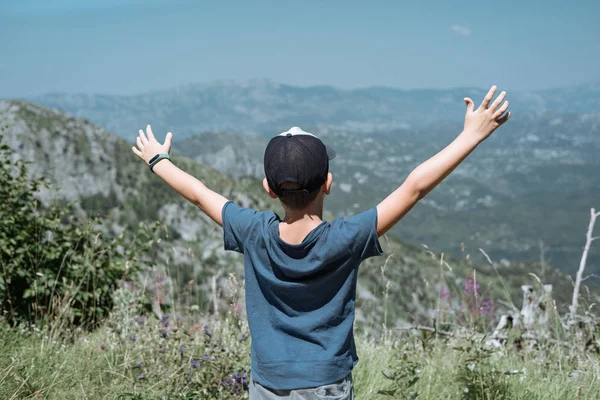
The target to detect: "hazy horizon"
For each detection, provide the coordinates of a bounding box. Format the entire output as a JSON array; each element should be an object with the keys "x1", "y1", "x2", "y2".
[{"x1": 10, "y1": 77, "x2": 597, "y2": 99}]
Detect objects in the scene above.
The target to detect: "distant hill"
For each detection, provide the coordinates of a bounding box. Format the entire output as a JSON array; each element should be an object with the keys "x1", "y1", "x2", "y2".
[
  {"x1": 0, "y1": 99, "x2": 271, "y2": 313},
  {"x1": 16, "y1": 79, "x2": 600, "y2": 278},
  {"x1": 25, "y1": 80, "x2": 600, "y2": 139},
  {"x1": 173, "y1": 110, "x2": 600, "y2": 277},
  {"x1": 1, "y1": 99, "x2": 587, "y2": 329}
]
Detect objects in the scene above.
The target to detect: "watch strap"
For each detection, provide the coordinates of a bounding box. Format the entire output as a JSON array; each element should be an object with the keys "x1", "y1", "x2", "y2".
[{"x1": 148, "y1": 153, "x2": 170, "y2": 172}]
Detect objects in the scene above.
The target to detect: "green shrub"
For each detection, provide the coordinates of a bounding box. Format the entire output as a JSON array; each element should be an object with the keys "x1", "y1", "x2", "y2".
[
  {"x1": 378, "y1": 339, "x2": 422, "y2": 398},
  {"x1": 0, "y1": 132, "x2": 158, "y2": 326},
  {"x1": 453, "y1": 338, "x2": 511, "y2": 399}
]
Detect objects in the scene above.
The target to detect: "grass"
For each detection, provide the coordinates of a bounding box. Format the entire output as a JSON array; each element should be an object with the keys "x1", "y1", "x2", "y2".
[
  {"x1": 2, "y1": 223, "x2": 598, "y2": 399},
  {"x1": 1, "y1": 240, "x2": 599, "y2": 399},
  {"x1": 359, "y1": 336, "x2": 600, "y2": 399},
  {"x1": 2, "y1": 317, "x2": 600, "y2": 400},
  {"x1": 0, "y1": 313, "x2": 252, "y2": 399},
  {"x1": 3, "y1": 104, "x2": 600, "y2": 398},
  {"x1": 2, "y1": 270, "x2": 600, "y2": 400}
]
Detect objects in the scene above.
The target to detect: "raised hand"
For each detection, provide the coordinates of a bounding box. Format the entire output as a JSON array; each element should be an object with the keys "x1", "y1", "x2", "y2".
[
  {"x1": 132, "y1": 124, "x2": 173, "y2": 164},
  {"x1": 463, "y1": 85, "x2": 511, "y2": 143}
]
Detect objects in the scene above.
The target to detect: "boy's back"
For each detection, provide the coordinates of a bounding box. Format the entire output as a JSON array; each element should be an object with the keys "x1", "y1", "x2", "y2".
[{"x1": 222, "y1": 201, "x2": 382, "y2": 389}]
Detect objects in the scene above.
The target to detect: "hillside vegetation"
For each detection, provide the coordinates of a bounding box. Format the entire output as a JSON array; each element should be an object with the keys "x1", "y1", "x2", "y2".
[
  {"x1": 0, "y1": 99, "x2": 588, "y2": 328},
  {"x1": 172, "y1": 113, "x2": 600, "y2": 278},
  {"x1": 22, "y1": 80, "x2": 600, "y2": 278},
  {"x1": 1, "y1": 101, "x2": 600, "y2": 399},
  {"x1": 18, "y1": 80, "x2": 600, "y2": 275}
]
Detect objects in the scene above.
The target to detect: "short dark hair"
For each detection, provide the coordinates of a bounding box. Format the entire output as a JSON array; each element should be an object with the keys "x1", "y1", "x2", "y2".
[{"x1": 277, "y1": 182, "x2": 320, "y2": 209}]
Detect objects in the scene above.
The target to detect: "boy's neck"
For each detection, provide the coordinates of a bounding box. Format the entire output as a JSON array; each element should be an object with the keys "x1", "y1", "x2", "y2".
[
  {"x1": 281, "y1": 202, "x2": 324, "y2": 224},
  {"x1": 278, "y1": 202, "x2": 324, "y2": 245}
]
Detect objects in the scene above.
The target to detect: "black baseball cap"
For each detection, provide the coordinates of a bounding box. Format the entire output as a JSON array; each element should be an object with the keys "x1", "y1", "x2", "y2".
[{"x1": 264, "y1": 127, "x2": 336, "y2": 197}]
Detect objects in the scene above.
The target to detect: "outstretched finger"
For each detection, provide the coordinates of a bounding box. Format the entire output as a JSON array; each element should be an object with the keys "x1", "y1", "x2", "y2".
[
  {"x1": 493, "y1": 101, "x2": 509, "y2": 119},
  {"x1": 489, "y1": 91, "x2": 507, "y2": 113},
  {"x1": 146, "y1": 124, "x2": 156, "y2": 141},
  {"x1": 164, "y1": 132, "x2": 173, "y2": 152},
  {"x1": 136, "y1": 136, "x2": 145, "y2": 150},
  {"x1": 132, "y1": 146, "x2": 143, "y2": 159},
  {"x1": 496, "y1": 111, "x2": 511, "y2": 126},
  {"x1": 479, "y1": 85, "x2": 497, "y2": 110},
  {"x1": 139, "y1": 129, "x2": 148, "y2": 143},
  {"x1": 464, "y1": 97, "x2": 475, "y2": 113}
]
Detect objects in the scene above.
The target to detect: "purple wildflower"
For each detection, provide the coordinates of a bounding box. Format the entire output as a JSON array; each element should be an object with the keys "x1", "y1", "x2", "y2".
[
  {"x1": 100, "y1": 343, "x2": 106, "y2": 350},
  {"x1": 479, "y1": 299, "x2": 496, "y2": 318},
  {"x1": 203, "y1": 325, "x2": 213, "y2": 337},
  {"x1": 130, "y1": 334, "x2": 137, "y2": 342},
  {"x1": 137, "y1": 373, "x2": 145, "y2": 380},
  {"x1": 440, "y1": 289, "x2": 450, "y2": 300},
  {"x1": 160, "y1": 328, "x2": 168, "y2": 339},
  {"x1": 464, "y1": 277, "x2": 480, "y2": 297},
  {"x1": 160, "y1": 314, "x2": 169, "y2": 327},
  {"x1": 191, "y1": 358, "x2": 200, "y2": 369},
  {"x1": 179, "y1": 345, "x2": 185, "y2": 356},
  {"x1": 135, "y1": 362, "x2": 143, "y2": 368},
  {"x1": 221, "y1": 372, "x2": 249, "y2": 393},
  {"x1": 159, "y1": 346, "x2": 166, "y2": 353}
]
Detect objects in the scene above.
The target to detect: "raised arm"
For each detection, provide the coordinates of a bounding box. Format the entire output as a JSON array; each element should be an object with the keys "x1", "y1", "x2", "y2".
[
  {"x1": 376, "y1": 85, "x2": 511, "y2": 237},
  {"x1": 132, "y1": 125, "x2": 229, "y2": 226}
]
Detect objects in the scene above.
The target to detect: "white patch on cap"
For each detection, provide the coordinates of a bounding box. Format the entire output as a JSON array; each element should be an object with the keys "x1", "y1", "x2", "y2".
[
  {"x1": 278, "y1": 127, "x2": 337, "y2": 160},
  {"x1": 278, "y1": 127, "x2": 318, "y2": 138}
]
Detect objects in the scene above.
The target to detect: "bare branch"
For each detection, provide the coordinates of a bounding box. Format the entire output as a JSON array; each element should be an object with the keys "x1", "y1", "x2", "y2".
[
  {"x1": 581, "y1": 274, "x2": 600, "y2": 282},
  {"x1": 570, "y1": 207, "x2": 599, "y2": 319},
  {"x1": 392, "y1": 325, "x2": 455, "y2": 337}
]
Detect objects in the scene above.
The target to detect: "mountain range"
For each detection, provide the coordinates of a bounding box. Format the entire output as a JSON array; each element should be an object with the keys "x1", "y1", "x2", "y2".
[
  {"x1": 1, "y1": 99, "x2": 587, "y2": 331},
  {"x1": 28, "y1": 79, "x2": 600, "y2": 138},
  {"x1": 172, "y1": 111, "x2": 600, "y2": 277},
  {"x1": 9, "y1": 79, "x2": 600, "y2": 277}
]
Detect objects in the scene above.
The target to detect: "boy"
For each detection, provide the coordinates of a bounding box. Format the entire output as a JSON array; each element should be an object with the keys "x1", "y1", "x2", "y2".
[{"x1": 132, "y1": 86, "x2": 510, "y2": 399}]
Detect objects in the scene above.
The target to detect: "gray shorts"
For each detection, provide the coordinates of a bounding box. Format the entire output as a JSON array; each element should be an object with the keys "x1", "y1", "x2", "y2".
[{"x1": 249, "y1": 373, "x2": 354, "y2": 400}]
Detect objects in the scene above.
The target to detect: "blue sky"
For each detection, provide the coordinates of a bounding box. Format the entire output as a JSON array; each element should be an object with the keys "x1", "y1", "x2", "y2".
[{"x1": 1, "y1": 0, "x2": 599, "y2": 97}]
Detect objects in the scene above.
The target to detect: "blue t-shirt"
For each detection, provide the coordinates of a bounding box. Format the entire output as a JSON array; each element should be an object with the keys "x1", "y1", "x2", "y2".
[{"x1": 222, "y1": 201, "x2": 383, "y2": 390}]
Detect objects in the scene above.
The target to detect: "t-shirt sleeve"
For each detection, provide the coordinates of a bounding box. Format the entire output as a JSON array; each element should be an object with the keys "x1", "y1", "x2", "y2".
[
  {"x1": 221, "y1": 201, "x2": 259, "y2": 253},
  {"x1": 342, "y1": 207, "x2": 384, "y2": 261}
]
